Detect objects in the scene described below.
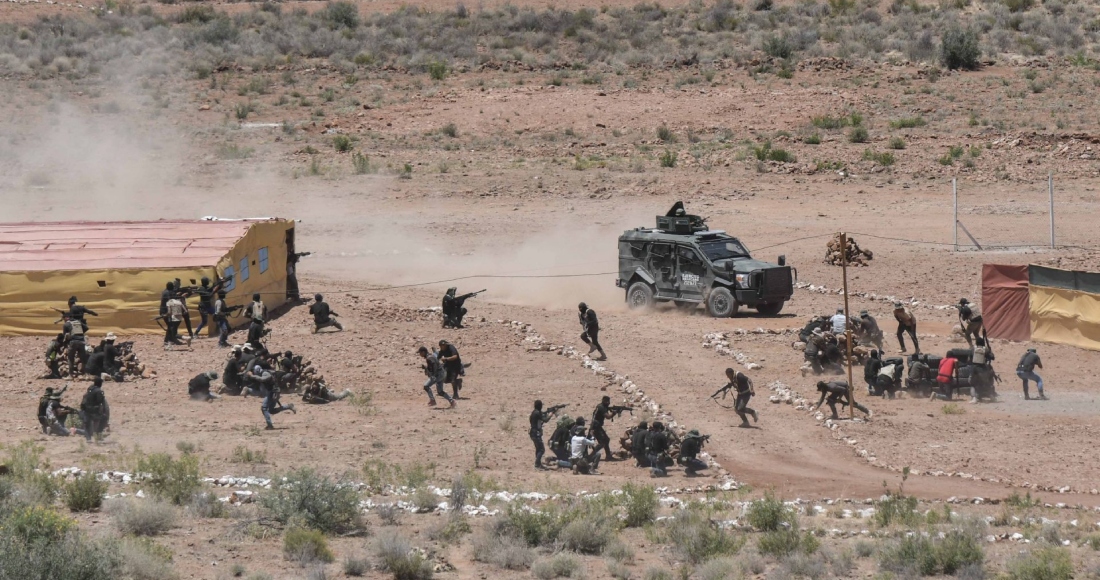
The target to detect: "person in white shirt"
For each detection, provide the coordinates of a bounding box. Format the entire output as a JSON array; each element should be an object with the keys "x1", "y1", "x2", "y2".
[
  {"x1": 569, "y1": 426, "x2": 601, "y2": 475},
  {"x1": 830, "y1": 307, "x2": 847, "y2": 335}
]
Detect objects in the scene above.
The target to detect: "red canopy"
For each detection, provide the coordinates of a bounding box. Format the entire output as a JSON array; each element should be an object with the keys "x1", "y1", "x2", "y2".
[{"x1": 981, "y1": 264, "x2": 1030, "y2": 341}]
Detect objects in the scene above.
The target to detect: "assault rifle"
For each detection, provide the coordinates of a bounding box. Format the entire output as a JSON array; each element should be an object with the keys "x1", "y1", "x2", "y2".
[
  {"x1": 545, "y1": 403, "x2": 568, "y2": 415},
  {"x1": 709, "y1": 383, "x2": 735, "y2": 401},
  {"x1": 685, "y1": 432, "x2": 711, "y2": 443},
  {"x1": 456, "y1": 289, "x2": 487, "y2": 302},
  {"x1": 608, "y1": 405, "x2": 634, "y2": 418}
]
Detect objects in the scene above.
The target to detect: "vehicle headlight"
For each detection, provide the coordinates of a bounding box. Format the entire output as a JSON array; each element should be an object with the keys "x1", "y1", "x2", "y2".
[{"x1": 735, "y1": 274, "x2": 749, "y2": 286}]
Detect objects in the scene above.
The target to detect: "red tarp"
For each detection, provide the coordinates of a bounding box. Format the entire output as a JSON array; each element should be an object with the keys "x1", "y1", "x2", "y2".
[{"x1": 981, "y1": 264, "x2": 1031, "y2": 341}]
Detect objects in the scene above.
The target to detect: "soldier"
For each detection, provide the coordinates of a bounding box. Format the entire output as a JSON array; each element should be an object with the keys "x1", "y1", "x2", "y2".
[
  {"x1": 221, "y1": 349, "x2": 246, "y2": 395},
  {"x1": 863, "y1": 350, "x2": 882, "y2": 396},
  {"x1": 893, "y1": 301, "x2": 919, "y2": 354},
  {"x1": 63, "y1": 314, "x2": 88, "y2": 377},
  {"x1": 44, "y1": 395, "x2": 81, "y2": 437},
  {"x1": 67, "y1": 296, "x2": 97, "y2": 334},
  {"x1": 569, "y1": 425, "x2": 601, "y2": 475},
  {"x1": 645, "y1": 422, "x2": 671, "y2": 477},
  {"x1": 829, "y1": 307, "x2": 847, "y2": 335},
  {"x1": 246, "y1": 317, "x2": 266, "y2": 351},
  {"x1": 173, "y1": 279, "x2": 196, "y2": 340},
  {"x1": 260, "y1": 380, "x2": 296, "y2": 430},
  {"x1": 437, "y1": 340, "x2": 465, "y2": 400},
  {"x1": 243, "y1": 363, "x2": 274, "y2": 398},
  {"x1": 1015, "y1": 348, "x2": 1045, "y2": 400},
  {"x1": 309, "y1": 294, "x2": 344, "y2": 333},
  {"x1": 799, "y1": 315, "x2": 827, "y2": 344},
  {"x1": 188, "y1": 371, "x2": 221, "y2": 402},
  {"x1": 971, "y1": 338, "x2": 997, "y2": 402},
  {"x1": 301, "y1": 380, "x2": 351, "y2": 404},
  {"x1": 549, "y1": 415, "x2": 578, "y2": 465},
  {"x1": 803, "y1": 329, "x2": 826, "y2": 375},
  {"x1": 813, "y1": 380, "x2": 871, "y2": 420},
  {"x1": 159, "y1": 281, "x2": 174, "y2": 317},
  {"x1": 45, "y1": 332, "x2": 65, "y2": 379},
  {"x1": 590, "y1": 396, "x2": 615, "y2": 461},
  {"x1": 957, "y1": 298, "x2": 984, "y2": 347},
  {"x1": 678, "y1": 430, "x2": 709, "y2": 476},
  {"x1": 418, "y1": 346, "x2": 455, "y2": 408},
  {"x1": 213, "y1": 291, "x2": 233, "y2": 347},
  {"x1": 194, "y1": 276, "x2": 227, "y2": 336},
  {"x1": 80, "y1": 377, "x2": 109, "y2": 441},
  {"x1": 245, "y1": 293, "x2": 267, "y2": 324},
  {"x1": 165, "y1": 294, "x2": 187, "y2": 347},
  {"x1": 858, "y1": 310, "x2": 884, "y2": 350},
  {"x1": 630, "y1": 422, "x2": 651, "y2": 467},
  {"x1": 578, "y1": 302, "x2": 607, "y2": 361},
  {"x1": 725, "y1": 368, "x2": 759, "y2": 427},
  {"x1": 38, "y1": 386, "x2": 65, "y2": 433},
  {"x1": 98, "y1": 333, "x2": 120, "y2": 376},
  {"x1": 529, "y1": 400, "x2": 553, "y2": 470},
  {"x1": 906, "y1": 354, "x2": 933, "y2": 393}
]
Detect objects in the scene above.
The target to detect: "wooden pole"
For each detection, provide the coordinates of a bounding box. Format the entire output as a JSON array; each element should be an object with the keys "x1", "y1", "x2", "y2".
[
  {"x1": 840, "y1": 232, "x2": 855, "y2": 420},
  {"x1": 1049, "y1": 173, "x2": 1055, "y2": 249},
  {"x1": 953, "y1": 178, "x2": 958, "y2": 252}
]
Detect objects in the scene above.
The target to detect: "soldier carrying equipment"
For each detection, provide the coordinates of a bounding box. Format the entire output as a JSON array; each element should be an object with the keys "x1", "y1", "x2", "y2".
[
  {"x1": 530, "y1": 400, "x2": 567, "y2": 470},
  {"x1": 578, "y1": 303, "x2": 607, "y2": 361},
  {"x1": 441, "y1": 288, "x2": 484, "y2": 329},
  {"x1": 711, "y1": 368, "x2": 758, "y2": 427},
  {"x1": 957, "y1": 298, "x2": 984, "y2": 347}
]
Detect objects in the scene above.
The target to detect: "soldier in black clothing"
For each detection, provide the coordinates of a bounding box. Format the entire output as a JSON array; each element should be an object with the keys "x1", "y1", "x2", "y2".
[
  {"x1": 1015, "y1": 348, "x2": 1045, "y2": 400},
  {"x1": 814, "y1": 380, "x2": 872, "y2": 420},
  {"x1": 549, "y1": 416, "x2": 579, "y2": 464},
  {"x1": 724, "y1": 368, "x2": 759, "y2": 427},
  {"x1": 442, "y1": 288, "x2": 480, "y2": 328},
  {"x1": 63, "y1": 315, "x2": 88, "y2": 378},
  {"x1": 309, "y1": 294, "x2": 344, "y2": 333},
  {"x1": 957, "y1": 298, "x2": 984, "y2": 347},
  {"x1": 437, "y1": 340, "x2": 465, "y2": 400},
  {"x1": 798, "y1": 316, "x2": 827, "y2": 344},
  {"x1": 188, "y1": 371, "x2": 220, "y2": 401},
  {"x1": 221, "y1": 350, "x2": 245, "y2": 395},
  {"x1": 858, "y1": 310, "x2": 884, "y2": 350},
  {"x1": 590, "y1": 396, "x2": 615, "y2": 461},
  {"x1": 645, "y1": 422, "x2": 671, "y2": 477},
  {"x1": 213, "y1": 291, "x2": 234, "y2": 347},
  {"x1": 578, "y1": 302, "x2": 607, "y2": 360},
  {"x1": 67, "y1": 296, "x2": 97, "y2": 334},
  {"x1": 194, "y1": 276, "x2": 228, "y2": 336},
  {"x1": 630, "y1": 421, "x2": 650, "y2": 467},
  {"x1": 863, "y1": 350, "x2": 882, "y2": 396},
  {"x1": 80, "y1": 378, "x2": 108, "y2": 442},
  {"x1": 678, "y1": 430, "x2": 709, "y2": 476},
  {"x1": 529, "y1": 400, "x2": 561, "y2": 470},
  {"x1": 159, "y1": 282, "x2": 174, "y2": 317}
]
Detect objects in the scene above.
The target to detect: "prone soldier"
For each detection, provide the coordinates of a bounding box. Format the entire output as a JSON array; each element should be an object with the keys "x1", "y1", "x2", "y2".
[{"x1": 301, "y1": 379, "x2": 351, "y2": 404}]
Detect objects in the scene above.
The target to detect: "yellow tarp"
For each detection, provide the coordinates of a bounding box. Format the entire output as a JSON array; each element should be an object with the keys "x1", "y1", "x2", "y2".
[
  {"x1": 1029, "y1": 285, "x2": 1100, "y2": 352},
  {"x1": 0, "y1": 220, "x2": 292, "y2": 336}
]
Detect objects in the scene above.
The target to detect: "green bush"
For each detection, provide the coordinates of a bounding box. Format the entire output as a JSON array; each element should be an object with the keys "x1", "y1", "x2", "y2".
[
  {"x1": 471, "y1": 532, "x2": 535, "y2": 570},
  {"x1": 848, "y1": 126, "x2": 869, "y2": 143},
  {"x1": 747, "y1": 492, "x2": 796, "y2": 532},
  {"x1": 804, "y1": 133, "x2": 822, "y2": 145},
  {"x1": 109, "y1": 499, "x2": 178, "y2": 536},
  {"x1": 63, "y1": 474, "x2": 108, "y2": 512},
  {"x1": 324, "y1": 1, "x2": 359, "y2": 28},
  {"x1": 559, "y1": 508, "x2": 617, "y2": 554},
  {"x1": 696, "y1": 557, "x2": 737, "y2": 580},
  {"x1": 373, "y1": 531, "x2": 433, "y2": 580},
  {"x1": 3, "y1": 505, "x2": 76, "y2": 544},
  {"x1": 2, "y1": 442, "x2": 58, "y2": 505},
  {"x1": 658, "y1": 508, "x2": 744, "y2": 564},
  {"x1": 440, "y1": 123, "x2": 458, "y2": 138},
  {"x1": 230, "y1": 446, "x2": 267, "y2": 464},
  {"x1": 284, "y1": 527, "x2": 335, "y2": 565},
  {"x1": 940, "y1": 26, "x2": 981, "y2": 71},
  {"x1": 344, "y1": 555, "x2": 370, "y2": 576},
  {"x1": 879, "y1": 530, "x2": 983, "y2": 576},
  {"x1": 261, "y1": 468, "x2": 362, "y2": 534},
  {"x1": 333, "y1": 134, "x2": 352, "y2": 152},
  {"x1": 428, "y1": 61, "x2": 448, "y2": 81},
  {"x1": 0, "y1": 531, "x2": 121, "y2": 580},
  {"x1": 811, "y1": 115, "x2": 848, "y2": 129},
  {"x1": 758, "y1": 529, "x2": 819, "y2": 557},
  {"x1": 656, "y1": 125, "x2": 676, "y2": 142},
  {"x1": 118, "y1": 537, "x2": 179, "y2": 580},
  {"x1": 763, "y1": 35, "x2": 793, "y2": 59},
  {"x1": 532, "y1": 553, "x2": 585, "y2": 579},
  {"x1": 874, "y1": 492, "x2": 920, "y2": 527},
  {"x1": 768, "y1": 148, "x2": 796, "y2": 163},
  {"x1": 659, "y1": 149, "x2": 677, "y2": 168},
  {"x1": 863, "y1": 149, "x2": 896, "y2": 166},
  {"x1": 644, "y1": 569, "x2": 672, "y2": 580},
  {"x1": 889, "y1": 117, "x2": 926, "y2": 129},
  {"x1": 136, "y1": 452, "x2": 201, "y2": 505},
  {"x1": 1008, "y1": 547, "x2": 1072, "y2": 580},
  {"x1": 352, "y1": 151, "x2": 375, "y2": 175},
  {"x1": 1002, "y1": 0, "x2": 1033, "y2": 12},
  {"x1": 888, "y1": 137, "x2": 906, "y2": 150},
  {"x1": 621, "y1": 483, "x2": 658, "y2": 527},
  {"x1": 187, "y1": 492, "x2": 228, "y2": 519}
]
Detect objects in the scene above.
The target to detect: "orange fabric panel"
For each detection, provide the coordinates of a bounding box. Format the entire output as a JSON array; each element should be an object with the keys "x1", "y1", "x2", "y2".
[
  {"x1": 1029, "y1": 285, "x2": 1100, "y2": 352},
  {"x1": 981, "y1": 264, "x2": 1030, "y2": 341}
]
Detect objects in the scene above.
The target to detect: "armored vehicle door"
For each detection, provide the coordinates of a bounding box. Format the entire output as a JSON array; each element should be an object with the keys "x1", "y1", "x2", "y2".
[
  {"x1": 647, "y1": 243, "x2": 677, "y2": 297},
  {"x1": 676, "y1": 245, "x2": 706, "y2": 301}
]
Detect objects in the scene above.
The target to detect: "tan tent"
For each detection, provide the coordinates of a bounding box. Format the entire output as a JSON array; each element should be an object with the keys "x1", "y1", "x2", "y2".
[
  {"x1": 0, "y1": 219, "x2": 295, "y2": 336},
  {"x1": 1029, "y1": 265, "x2": 1100, "y2": 351}
]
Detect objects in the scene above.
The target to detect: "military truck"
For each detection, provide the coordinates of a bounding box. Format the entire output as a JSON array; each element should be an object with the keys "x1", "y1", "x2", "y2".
[{"x1": 615, "y1": 202, "x2": 795, "y2": 318}]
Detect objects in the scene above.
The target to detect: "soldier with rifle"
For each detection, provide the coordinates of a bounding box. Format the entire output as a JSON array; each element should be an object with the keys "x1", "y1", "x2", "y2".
[
  {"x1": 529, "y1": 400, "x2": 567, "y2": 470},
  {"x1": 301, "y1": 379, "x2": 352, "y2": 404},
  {"x1": 309, "y1": 294, "x2": 343, "y2": 334},
  {"x1": 194, "y1": 275, "x2": 231, "y2": 336},
  {"x1": 66, "y1": 296, "x2": 97, "y2": 334},
  {"x1": 45, "y1": 332, "x2": 66, "y2": 379},
  {"x1": 213, "y1": 290, "x2": 242, "y2": 348},
  {"x1": 38, "y1": 385, "x2": 66, "y2": 433},
  {"x1": 813, "y1": 380, "x2": 872, "y2": 420},
  {"x1": 437, "y1": 339, "x2": 465, "y2": 400},
  {"x1": 164, "y1": 293, "x2": 187, "y2": 347},
  {"x1": 645, "y1": 422, "x2": 671, "y2": 477},
  {"x1": 578, "y1": 302, "x2": 607, "y2": 361},
  {"x1": 287, "y1": 251, "x2": 311, "y2": 301},
  {"x1": 678, "y1": 430, "x2": 710, "y2": 476},
  {"x1": 220, "y1": 349, "x2": 246, "y2": 395},
  {"x1": 711, "y1": 368, "x2": 759, "y2": 427},
  {"x1": 548, "y1": 414, "x2": 580, "y2": 465},
  {"x1": 442, "y1": 287, "x2": 484, "y2": 329},
  {"x1": 418, "y1": 346, "x2": 455, "y2": 408},
  {"x1": 62, "y1": 313, "x2": 88, "y2": 377},
  {"x1": 591, "y1": 396, "x2": 632, "y2": 462},
  {"x1": 172, "y1": 279, "x2": 198, "y2": 340},
  {"x1": 80, "y1": 377, "x2": 109, "y2": 442},
  {"x1": 957, "y1": 298, "x2": 984, "y2": 348},
  {"x1": 630, "y1": 421, "x2": 651, "y2": 467}
]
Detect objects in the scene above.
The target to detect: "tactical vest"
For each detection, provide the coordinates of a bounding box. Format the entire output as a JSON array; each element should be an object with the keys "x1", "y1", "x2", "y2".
[
  {"x1": 972, "y1": 346, "x2": 987, "y2": 365},
  {"x1": 251, "y1": 301, "x2": 265, "y2": 322},
  {"x1": 70, "y1": 322, "x2": 84, "y2": 339}
]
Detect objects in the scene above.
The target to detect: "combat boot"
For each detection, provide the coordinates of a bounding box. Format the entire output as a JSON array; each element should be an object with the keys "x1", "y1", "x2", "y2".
[
  {"x1": 751, "y1": 410, "x2": 759, "y2": 423},
  {"x1": 286, "y1": 403, "x2": 297, "y2": 414}
]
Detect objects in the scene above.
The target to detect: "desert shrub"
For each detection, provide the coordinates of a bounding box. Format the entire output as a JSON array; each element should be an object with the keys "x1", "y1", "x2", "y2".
[
  {"x1": 187, "y1": 492, "x2": 228, "y2": 519},
  {"x1": 879, "y1": 530, "x2": 983, "y2": 576},
  {"x1": 260, "y1": 468, "x2": 362, "y2": 534},
  {"x1": 1002, "y1": 0, "x2": 1033, "y2": 12},
  {"x1": 889, "y1": 117, "x2": 926, "y2": 129},
  {"x1": 532, "y1": 553, "x2": 586, "y2": 579},
  {"x1": 855, "y1": 540, "x2": 875, "y2": 558},
  {"x1": 941, "y1": 26, "x2": 981, "y2": 71},
  {"x1": 848, "y1": 126, "x2": 870, "y2": 143},
  {"x1": 136, "y1": 452, "x2": 201, "y2": 505},
  {"x1": 217, "y1": 144, "x2": 253, "y2": 160},
  {"x1": 656, "y1": 125, "x2": 676, "y2": 142},
  {"x1": 471, "y1": 532, "x2": 535, "y2": 570},
  {"x1": 763, "y1": 35, "x2": 794, "y2": 59},
  {"x1": 759, "y1": 529, "x2": 820, "y2": 557},
  {"x1": 619, "y1": 484, "x2": 656, "y2": 526},
  {"x1": 284, "y1": 527, "x2": 335, "y2": 565},
  {"x1": 658, "y1": 508, "x2": 744, "y2": 564},
  {"x1": 1008, "y1": 546, "x2": 1072, "y2": 580},
  {"x1": 440, "y1": 123, "x2": 458, "y2": 138},
  {"x1": 888, "y1": 137, "x2": 906, "y2": 150},
  {"x1": 0, "y1": 529, "x2": 121, "y2": 580},
  {"x1": 324, "y1": 1, "x2": 359, "y2": 29},
  {"x1": 811, "y1": 115, "x2": 848, "y2": 129},
  {"x1": 63, "y1": 474, "x2": 108, "y2": 512},
  {"x1": 875, "y1": 492, "x2": 920, "y2": 527},
  {"x1": 863, "y1": 149, "x2": 896, "y2": 166},
  {"x1": 428, "y1": 513, "x2": 471, "y2": 544},
  {"x1": 428, "y1": 61, "x2": 448, "y2": 81},
  {"x1": 769, "y1": 148, "x2": 796, "y2": 163},
  {"x1": 2, "y1": 442, "x2": 59, "y2": 505},
  {"x1": 782, "y1": 552, "x2": 828, "y2": 580},
  {"x1": 659, "y1": 150, "x2": 677, "y2": 167},
  {"x1": 352, "y1": 152, "x2": 376, "y2": 175},
  {"x1": 109, "y1": 499, "x2": 178, "y2": 536},
  {"x1": 373, "y1": 531, "x2": 433, "y2": 580},
  {"x1": 376, "y1": 503, "x2": 401, "y2": 525},
  {"x1": 412, "y1": 487, "x2": 439, "y2": 513},
  {"x1": 804, "y1": 133, "x2": 822, "y2": 144},
  {"x1": 559, "y1": 508, "x2": 617, "y2": 554},
  {"x1": 697, "y1": 557, "x2": 738, "y2": 580},
  {"x1": 747, "y1": 492, "x2": 797, "y2": 532},
  {"x1": 3, "y1": 505, "x2": 75, "y2": 544},
  {"x1": 333, "y1": 134, "x2": 352, "y2": 152},
  {"x1": 231, "y1": 446, "x2": 268, "y2": 464},
  {"x1": 344, "y1": 555, "x2": 370, "y2": 576},
  {"x1": 119, "y1": 537, "x2": 179, "y2": 580},
  {"x1": 644, "y1": 569, "x2": 672, "y2": 580},
  {"x1": 607, "y1": 560, "x2": 632, "y2": 580},
  {"x1": 604, "y1": 538, "x2": 636, "y2": 563}
]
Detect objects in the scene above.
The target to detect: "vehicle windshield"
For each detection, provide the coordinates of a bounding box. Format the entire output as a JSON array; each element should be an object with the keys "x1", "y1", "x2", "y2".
[{"x1": 698, "y1": 238, "x2": 750, "y2": 261}]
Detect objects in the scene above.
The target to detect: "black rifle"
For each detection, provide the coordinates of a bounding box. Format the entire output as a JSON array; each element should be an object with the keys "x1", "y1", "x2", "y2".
[
  {"x1": 709, "y1": 383, "x2": 734, "y2": 401},
  {"x1": 546, "y1": 403, "x2": 568, "y2": 415},
  {"x1": 608, "y1": 405, "x2": 634, "y2": 418},
  {"x1": 457, "y1": 289, "x2": 487, "y2": 301}
]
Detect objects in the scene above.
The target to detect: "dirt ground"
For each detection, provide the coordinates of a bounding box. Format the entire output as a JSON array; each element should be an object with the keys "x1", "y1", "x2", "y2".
[{"x1": 3, "y1": 0, "x2": 1100, "y2": 577}]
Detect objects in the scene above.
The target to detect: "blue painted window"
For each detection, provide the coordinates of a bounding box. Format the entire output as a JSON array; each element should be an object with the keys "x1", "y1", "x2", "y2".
[
  {"x1": 240, "y1": 257, "x2": 250, "y2": 282},
  {"x1": 259, "y1": 247, "x2": 270, "y2": 274},
  {"x1": 223, "y1": 265, "x2": 236, "y2": 291}
]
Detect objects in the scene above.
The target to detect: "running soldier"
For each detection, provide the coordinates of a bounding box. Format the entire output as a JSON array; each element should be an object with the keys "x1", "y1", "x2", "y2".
[
  {"x1": 957, "y1": 298, "x2": 984, "y2": 347},
  {"x1": 893, "y1": 301, "x2": 920, "y2": 354},
  {"x1": 418, "y1": 346, "x2": 455, "y2": 408},
  {"x1": 578, "y1": 302, "x2": 607, "y2": 361},
  {"x1": 1016, "y1": 348, "x2": 1045, "y2": 400},
  {"x1": 309, "y1": 294, "x2": 344, "y2": 334},
  {"x1": 437, "y1": 340, "x2": 465, "y2": 400},
  {"x1": 858, "y1": 310, "x2": 884, "y2": 350},
  {"x1": 80, "y1": 378, "x2": 109, "y2": 441},
  {"x1": 678, "y1": 430, "x2": 709, "y2": 476},
  {"x1": 813, "y1": 380, "x2": 872, "y2": 420}
]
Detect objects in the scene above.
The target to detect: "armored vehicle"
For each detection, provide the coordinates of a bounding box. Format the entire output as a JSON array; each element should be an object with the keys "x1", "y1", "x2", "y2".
[{"x1": 615, "y1": 202, "x2": 795, "y2": 318}]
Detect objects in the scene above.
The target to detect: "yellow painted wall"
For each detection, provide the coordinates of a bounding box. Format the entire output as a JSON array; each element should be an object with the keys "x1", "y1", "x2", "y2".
[{"x1": 0, "y1": 220, "x2": 294, "y2": 337}]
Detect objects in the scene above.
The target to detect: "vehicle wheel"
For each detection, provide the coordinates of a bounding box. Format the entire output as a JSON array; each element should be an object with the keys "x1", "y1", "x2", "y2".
[
  {"x1": 706, "y1": 287, "x2": 736, "y2": 318},
  {"x1": 756, "y1": 301, "x2": 785, "y2": 316},
  {"x1": 627, "y1": 282, "x2": 655, "y2": 310}
]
